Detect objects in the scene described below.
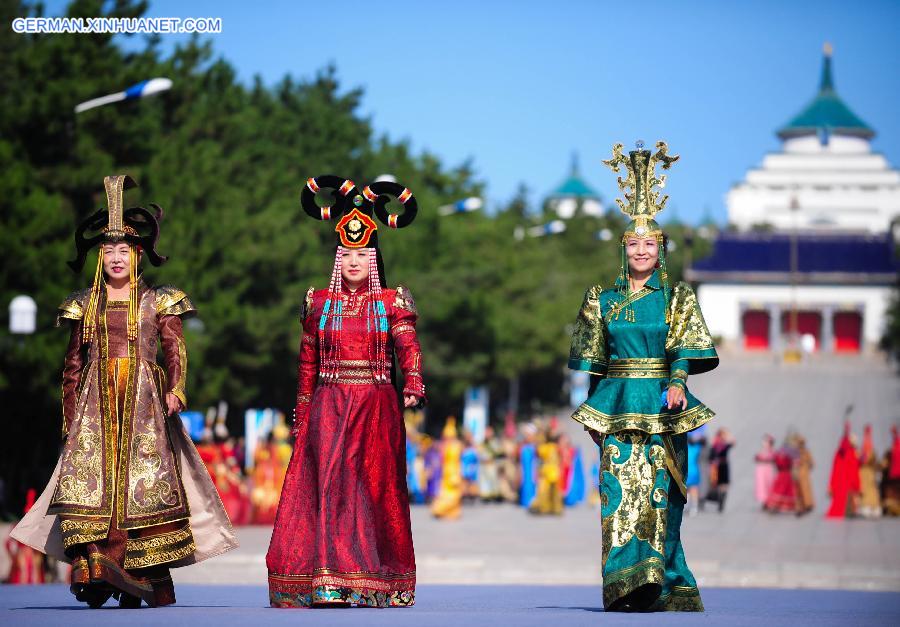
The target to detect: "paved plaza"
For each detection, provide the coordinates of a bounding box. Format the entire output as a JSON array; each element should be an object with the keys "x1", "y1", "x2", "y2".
[
  {"x1": 169, "y1": 353, "x2": 900, "y2": 591},
  {"x1": 1, "y1": 584, "x2": 899, "y2": 626},
  {"x1": 1, "y1": 354, "x2": 899, "y2": 622}
]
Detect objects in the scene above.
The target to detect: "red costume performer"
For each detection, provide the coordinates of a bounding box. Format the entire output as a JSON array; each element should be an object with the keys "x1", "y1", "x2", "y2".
[
  {"x1": 266, "y1": 175, "x2": 425, "y2": 608},
  {"x1": 826, "y1": 422, "x2": 861, "y2": 518},
  {"x1": 765, "y1": 447, "x2": 798, "y2": 513},
  {"x1": 5, "y1": 490, "x2": 46, "y2": 584}
]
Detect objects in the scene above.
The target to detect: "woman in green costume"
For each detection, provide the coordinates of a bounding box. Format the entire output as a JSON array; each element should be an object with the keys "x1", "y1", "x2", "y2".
[{"x1": 568, "y1": 141, "x2": 718, "y2": 612}]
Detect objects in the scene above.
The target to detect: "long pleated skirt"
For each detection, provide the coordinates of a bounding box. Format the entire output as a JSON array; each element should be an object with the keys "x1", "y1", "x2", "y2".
[
  {"x1": 266, "y1": 383, "x2": 415, "y2": 608},
  {"x1": 598, "y1": 431, "x2": 703, "y2": 611}
]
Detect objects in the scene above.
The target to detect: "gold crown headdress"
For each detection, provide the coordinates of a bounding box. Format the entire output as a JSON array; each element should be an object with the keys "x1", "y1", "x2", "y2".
[
  {"x1": 602, "y1": 140, "x2": 679, "y2": 239},
  {"x1": 601, "y1": 141, "x2": 679, "y2": 323}
]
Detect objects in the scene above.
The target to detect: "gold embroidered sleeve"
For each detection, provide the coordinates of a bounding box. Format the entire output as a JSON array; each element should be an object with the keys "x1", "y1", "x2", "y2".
[
  {"x1": 393, "y1": 284, "x2": 417, "y2": 314},
  {"x1": 665, "y1": 282, "x2": 718, "y2": 375},
  {"x1": 568, "y1": 285, "x2": 608, "y2": 374},
  {"x1": 155, "y1": 285, "x2": 197, "y2": 317},
  {"x1": 56, "y1": 289, "x2": 89, "y2": 327},
  {"x1": 171, "y1": 336, "x2": 188, "y2": 407}
]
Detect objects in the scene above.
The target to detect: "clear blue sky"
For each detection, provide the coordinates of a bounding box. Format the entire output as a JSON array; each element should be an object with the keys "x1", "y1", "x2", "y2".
[{"x1": 46, "y1": 0, "x2": 900, "y2": 224}]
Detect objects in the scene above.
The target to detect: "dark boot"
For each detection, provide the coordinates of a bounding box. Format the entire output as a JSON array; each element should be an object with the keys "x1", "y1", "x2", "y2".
[{"x1": 117, "y1": 591, "x2": 142, "y2": 609}]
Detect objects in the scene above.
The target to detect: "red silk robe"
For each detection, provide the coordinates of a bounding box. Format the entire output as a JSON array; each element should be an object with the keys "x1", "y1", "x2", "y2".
[
  {"x1": 826, "y1": 435, "x2": 861, "y2": 518},
  {"x1": 267, "y1": 284, "x2": 424, "y2": 608}
]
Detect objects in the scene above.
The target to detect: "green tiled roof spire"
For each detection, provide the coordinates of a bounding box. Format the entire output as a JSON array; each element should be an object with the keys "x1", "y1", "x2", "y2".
[
  {"x1": 777, "y1": 43, "x2": 874, "y2": 141},
  {"x1": 551, "y1": 153, "x2": 599, "y2": 198}
]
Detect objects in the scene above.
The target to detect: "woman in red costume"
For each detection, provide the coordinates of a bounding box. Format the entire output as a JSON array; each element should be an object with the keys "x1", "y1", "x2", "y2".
[
  {"x1": 826, "y1": 422, "x2": 861, "y2": 518},
  {"x1": 765, "y1": 437, "x2": 798, "y2": 513},
  {"x1": 267, "y1": 176, "x2": 425, "y2": 608},
  {"x1": 5, "y1": 490, "x2": 46, "y2": 584}
]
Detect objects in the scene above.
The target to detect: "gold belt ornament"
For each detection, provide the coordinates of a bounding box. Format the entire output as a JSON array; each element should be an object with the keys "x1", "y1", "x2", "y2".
[{"x1": 607, "y1": 358, "x2": 669, "y2": 379}]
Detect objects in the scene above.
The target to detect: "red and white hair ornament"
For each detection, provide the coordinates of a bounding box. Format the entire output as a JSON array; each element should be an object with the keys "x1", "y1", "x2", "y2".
[
  {"x1": 397, "y1": 188, "x2": 413, "y2": 204},
  {"x1": 362, "y1": 186, "x2": 379, "y2": 203},
  {"x1": 339, "y1": 179, "x2": 356, "y2": 196},
  {"x1": 306, "y1": 177, "x2": 320, "y2": 193}
]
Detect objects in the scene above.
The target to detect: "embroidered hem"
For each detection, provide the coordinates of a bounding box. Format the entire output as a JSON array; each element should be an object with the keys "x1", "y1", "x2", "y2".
[
  {"x1": 573, "y1": 403, "x2": 715, "y2": 435},
  {"x1": 268, "y1": 570, "x2": 415, "y2": 608},
  {"x1": 603, "y1": 555, "x2": 665, "y2": 609},
  {"x1": 652, "y1": 585, "x2": 705, "y2": 612}
]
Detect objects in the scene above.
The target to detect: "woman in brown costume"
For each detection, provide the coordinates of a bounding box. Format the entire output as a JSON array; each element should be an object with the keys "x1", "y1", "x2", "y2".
[
  {"x1": 12, "y1": 176, "x2": 237, "y2": 608},
  {"x1": 794, "y1": 436, "x2": 815, "y2": 515}
]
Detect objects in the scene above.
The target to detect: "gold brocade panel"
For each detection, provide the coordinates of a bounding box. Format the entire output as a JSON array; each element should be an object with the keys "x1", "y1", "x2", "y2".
[
  {"x1": 49, "y1": 289, "x2": 189, "y2": 529},
  {"x1": 600, "y1": 431, "x2": 669, "y2": 569}
]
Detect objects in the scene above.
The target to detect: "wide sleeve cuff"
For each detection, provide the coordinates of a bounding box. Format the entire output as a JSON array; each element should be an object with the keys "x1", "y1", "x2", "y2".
[{"x1": 568, "y1": 358, "x2": 608, "y2": 375}]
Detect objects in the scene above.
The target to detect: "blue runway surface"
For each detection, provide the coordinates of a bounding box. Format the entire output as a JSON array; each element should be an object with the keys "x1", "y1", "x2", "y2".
[{"x1": 2, "y1": 584, "x2": 899, "y2": 626}]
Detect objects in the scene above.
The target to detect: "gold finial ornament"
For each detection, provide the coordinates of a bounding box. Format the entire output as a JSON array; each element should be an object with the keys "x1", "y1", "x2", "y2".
[
  {"x1": 823, "y1": 41, "x2": 833, "y2": 57},
  {"x1": 602, "y1": 140, "x2": 679, "y2": 221}
]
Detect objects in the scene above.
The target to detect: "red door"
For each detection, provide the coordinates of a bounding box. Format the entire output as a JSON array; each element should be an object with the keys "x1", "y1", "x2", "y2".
[
  {"x1": 781, "y1": 311, "x2": 822, "y2": 351},
  {"x1": 833, "y1": 312, "x2": 861, "y2": 353},
  {"x1": 742, "y1": 310, "x2": 769, "y2": 350}
]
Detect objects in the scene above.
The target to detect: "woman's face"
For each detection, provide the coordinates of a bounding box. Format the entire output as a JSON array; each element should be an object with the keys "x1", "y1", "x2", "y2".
[
  {"x1": 341, "y1": 248, "x2": 370, "y2": 287},
  {"x1": 102, "y1": 242, "x2": 134, "y2": 281},
  {"x1": 625, "y1": 236, "x2": 659, "y2": 276}
]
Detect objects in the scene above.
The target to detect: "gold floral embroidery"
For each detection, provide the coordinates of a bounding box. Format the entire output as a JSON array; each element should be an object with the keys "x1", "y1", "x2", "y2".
[
  {"x1": 128, "y1": 433, "x2": 178, "y2": 514},
  {"x1": 393, "y1": 285, "x2": 417, "y2": 314},
  {"x1": 170, "y1": 336, "x2": 187, "y2": 407},
  {"x1": 666, "y1": 282, "x2": 714, "y2": 351},
  {"x1": 569, "y1": 285, "x2": 607, "y2": 371},
  {"x1": 53, "y1": 404, "x2": 104, "y2": 507},
  {"x1": 573, "y1": 402, "x2": 714, "y2": 436},
  {"x1": 123, "y1": 523, "x2": 195, "y2": 569},
  {"x1": 59, "y1": 518, "x2": 109, "y2": 549},
  {"x1": 56, "y1": 289, "x2": 89, "y2": 326},
  {"x1": 155, "y1": 285, "x2": 196, "y2": 317},
  {"x1": 600, "y1": 432, "x2": 668, "y2": 567}
]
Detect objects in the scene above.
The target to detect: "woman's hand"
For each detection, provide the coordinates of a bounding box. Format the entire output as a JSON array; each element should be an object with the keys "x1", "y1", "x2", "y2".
[
  {"x1": 165, "y1": 392, "x2": 183, "y2": 416},
  {"x1": 403, "y1": 395, "x2": 419, "y2": 408},
  {"x1": 666, "y1": 385, "x2": 688, "y2": 411}
]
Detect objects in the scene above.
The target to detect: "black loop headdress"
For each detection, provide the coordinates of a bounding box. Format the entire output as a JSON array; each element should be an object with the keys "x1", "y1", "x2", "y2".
[
  {"x1": 68, "y1": 175, "x2": 167, "y2": 272},
  {"x1": 300, "y1": 174, "x2": 419, "y2": 249},
  {"x1": 362, "y1": 181, "x2": 418, "y2": 230}
]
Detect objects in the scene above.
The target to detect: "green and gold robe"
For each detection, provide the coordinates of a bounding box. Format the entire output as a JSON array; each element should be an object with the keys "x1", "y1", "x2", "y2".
[{"x1": 569, "y1": 271, "x2": 718, "y2": 611}]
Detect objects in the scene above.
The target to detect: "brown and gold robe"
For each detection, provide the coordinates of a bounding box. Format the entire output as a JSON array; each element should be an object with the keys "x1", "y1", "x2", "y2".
[{"x1": 12, "y1": 282, "x2": 237, "y2": 604}]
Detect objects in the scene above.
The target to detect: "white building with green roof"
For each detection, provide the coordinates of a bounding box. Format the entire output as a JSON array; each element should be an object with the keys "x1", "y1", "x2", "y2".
[
  {"x1": 726, "y1": 44, "x2": 900, "y2": 234},
  {"x1": 546, "y1": 154, "x2": 603, "y2": 218}
]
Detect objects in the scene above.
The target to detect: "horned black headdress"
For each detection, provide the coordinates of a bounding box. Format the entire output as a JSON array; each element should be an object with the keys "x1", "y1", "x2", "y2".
[
  {"x1": 71, "y1": 175, "x2": 167, "y2": 343},
  {"x1": 300, "y1": 174, "x2": 418, "y2": 249},
  {"x1": 300, "y1": 174, "x2": 420, "y2": 384},
  {"x1": 69, "y1": 175, "x2": 167, "y2": 271}
]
